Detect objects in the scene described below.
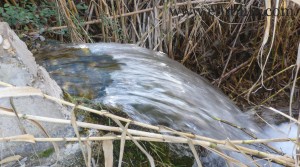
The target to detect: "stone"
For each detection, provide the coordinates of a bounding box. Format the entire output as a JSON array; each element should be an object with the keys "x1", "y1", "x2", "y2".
[
  {"x1": 2, "y1": 39, "x2": 10, "y2": 50},
  {"x1": 0, "y1": 22, "x2": 71, "y2": 161}
]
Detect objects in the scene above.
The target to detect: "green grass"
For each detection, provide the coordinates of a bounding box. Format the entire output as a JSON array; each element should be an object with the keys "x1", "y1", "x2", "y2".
[{"x1": 38, "y1": 147, "x2": 55, "y2": 158}]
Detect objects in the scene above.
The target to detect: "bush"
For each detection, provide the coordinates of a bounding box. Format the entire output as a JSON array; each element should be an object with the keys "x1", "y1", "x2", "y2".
[{"x1": 0, "y1": 1, "x2": 56, "y2": 30}]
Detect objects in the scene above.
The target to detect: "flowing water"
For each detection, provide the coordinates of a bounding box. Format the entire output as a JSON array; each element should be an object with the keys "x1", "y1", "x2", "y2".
[{"x1": 34, "y1": 43, "x2": 289, "y2": 166}]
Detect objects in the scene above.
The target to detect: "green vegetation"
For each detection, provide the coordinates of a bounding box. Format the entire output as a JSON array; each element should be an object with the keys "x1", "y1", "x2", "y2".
[
  {"x1": 37, "y1": 147, "x2": 55, "y2": 158},
  {"x1": 0, "y1": 1, "x2": 57, "y2": 31},
  {"x1": 63, "y1": 95, "x2": 195, "y2": 166},
  {"x1": 112, "y1": 141, "x2": 194, "y2": 167}
]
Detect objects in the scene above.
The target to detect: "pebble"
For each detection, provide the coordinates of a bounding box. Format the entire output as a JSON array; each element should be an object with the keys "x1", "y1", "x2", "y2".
[
  {"x1": 0, "y1": 35, "x2": 3, "y2": 45},
  {"x1": 3, "y1": 39, "x2": 11, "y2": 50}
]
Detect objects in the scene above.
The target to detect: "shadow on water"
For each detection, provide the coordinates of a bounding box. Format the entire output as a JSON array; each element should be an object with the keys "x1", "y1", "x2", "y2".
[{"x1": 34, "y1": 43, "x2": 283, "y2": 166}]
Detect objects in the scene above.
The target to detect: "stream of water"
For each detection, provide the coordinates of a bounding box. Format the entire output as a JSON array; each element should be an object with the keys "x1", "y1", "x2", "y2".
[{"x1": 34, "y1": 43, "x2": 294, "y2": 166}]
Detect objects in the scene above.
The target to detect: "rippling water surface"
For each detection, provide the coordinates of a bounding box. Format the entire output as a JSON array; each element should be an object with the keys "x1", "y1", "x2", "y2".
[
  {"x1": 35, "y1": 43, "x2": 294, "y2": 166},
  {"x1": 35, "y1": 43, "x2": 262, "y2": 141}
]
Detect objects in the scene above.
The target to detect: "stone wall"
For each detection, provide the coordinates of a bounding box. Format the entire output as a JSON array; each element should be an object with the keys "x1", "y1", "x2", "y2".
[{"x1": 0, "y1": 22, "x2": 71, "y2": 161}]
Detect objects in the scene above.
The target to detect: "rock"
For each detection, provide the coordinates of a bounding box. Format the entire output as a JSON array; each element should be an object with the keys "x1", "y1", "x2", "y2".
[
  {"x1": 2, "y1": 39, "x2": 11, "y2": 50},
  {"x1": 0, "y1": 22, "x2": 71, "y2": 161}
]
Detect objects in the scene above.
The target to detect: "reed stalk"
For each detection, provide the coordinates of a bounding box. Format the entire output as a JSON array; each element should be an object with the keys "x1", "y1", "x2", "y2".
[{"x1": 0, "y1": 81, "x2": 297, "y2": 166}]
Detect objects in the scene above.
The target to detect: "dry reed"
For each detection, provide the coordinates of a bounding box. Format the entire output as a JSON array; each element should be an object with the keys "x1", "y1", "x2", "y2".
[{"x1": 0, "y1": 81, "x2": 297, "y2": 166}]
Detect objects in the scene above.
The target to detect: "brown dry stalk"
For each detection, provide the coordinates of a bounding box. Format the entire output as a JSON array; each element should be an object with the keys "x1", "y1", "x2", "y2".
[
  {"x1": 0, "y1": 82, "x2": 296, "y2": 146},
  {"x1": 28, "y1": 0, "x2": 227, "y2": 35},
  {"x1": 0, "y1": 82, "x2": 297, "y2": 166},
  {"x1": 0, "y1": 83, "x2": 258, "y2": 144},
  {"x1": 57, "y1": 0, "x2": 84, "y2": 42},
  {"x1": 212, "y1": 58, "x2": 252, "y2": 84},
  {"x1": 0, "y1": 104, "x2": 296, "y2": 166},
  {"x1": 0, "y1": 155, "x2": 22, "y2": 165}
]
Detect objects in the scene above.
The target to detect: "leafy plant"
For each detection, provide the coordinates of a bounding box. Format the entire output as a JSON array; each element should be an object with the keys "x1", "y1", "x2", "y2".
[{"x1": 0, "y1": 2, "x2": 57, "y2": 30}]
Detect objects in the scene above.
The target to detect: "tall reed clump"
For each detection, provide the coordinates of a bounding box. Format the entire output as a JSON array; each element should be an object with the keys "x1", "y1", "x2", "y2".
[
  {"x1": 1, "y1": 0, "x2": 297, "y2": 108},
  {"x1": 0, "y1": 0, "x2": 300, "y2": 165}
]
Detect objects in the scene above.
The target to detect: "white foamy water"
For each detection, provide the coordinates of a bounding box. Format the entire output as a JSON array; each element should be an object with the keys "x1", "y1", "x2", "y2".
[
  {"x1": 264, "y1": 122, "x2": 297, "y2": 156},
  {"x1": 35, "y1": 43, "x2": 289, "y2": 166},
  {"x1": 35, "y1": 43, "x2": 262, "y2": 140}
]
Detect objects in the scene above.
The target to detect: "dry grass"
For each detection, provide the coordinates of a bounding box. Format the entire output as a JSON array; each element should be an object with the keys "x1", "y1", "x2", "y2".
[
  {"x1": 0, "y1": 81, "x2": 299, "y2": 167},
  {"x1": 2, "y1": 0, "x2": 299, "y2": 108},
  {"x1": 1, "y1": 0, "x2": 300, "y2": 166},
  {"x1": 17, "y1": 0, "x2": 298, "y2": 109}
]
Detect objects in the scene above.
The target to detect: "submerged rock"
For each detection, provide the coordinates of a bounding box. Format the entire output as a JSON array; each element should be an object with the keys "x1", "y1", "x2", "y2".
[{"x1": 0, "y1": 22, "x2": 70, "y2": 161}]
